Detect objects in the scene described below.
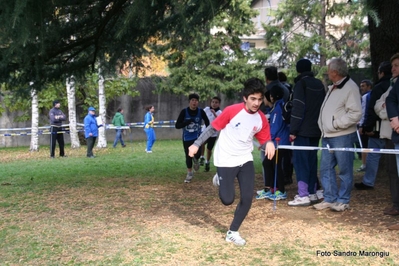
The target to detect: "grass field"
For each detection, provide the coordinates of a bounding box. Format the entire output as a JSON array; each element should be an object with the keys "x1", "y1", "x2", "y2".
[{"x1": 0, "y1": 139, "x2": 398, "y2": 265}]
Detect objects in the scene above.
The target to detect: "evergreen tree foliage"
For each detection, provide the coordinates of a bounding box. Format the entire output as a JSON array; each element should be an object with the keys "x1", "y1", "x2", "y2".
[
  {"x1": 262, "y1": 0, "x2": 369, "y2": 79},
  {"x1": 366, "y1": 0, "x2": 399, "y2": 80},
  {"x1": 154, "y1": 0, "x2": 265, "y2": 99},
  {"x1": 0, "y1": 0, "x2": 233, "y2": 93}
]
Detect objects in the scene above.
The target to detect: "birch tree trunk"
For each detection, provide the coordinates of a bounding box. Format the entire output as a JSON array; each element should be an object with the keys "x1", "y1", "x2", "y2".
[
  {"x1": 66, "y1": 76, "x2": 80, "y2": 148},
  {"x1": 29, "y1": 83, "x2": 39, "y2": 151},
  {"x1": 97, "y1": 72, "x2": 107, "y2": 148}
]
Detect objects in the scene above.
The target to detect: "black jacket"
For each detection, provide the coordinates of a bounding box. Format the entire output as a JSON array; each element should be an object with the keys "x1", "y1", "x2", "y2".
[
  {"x1": 290, "y1": 71, "x2": 326, "y2": 137},
  {"x1": 363, "y1": 75, "x2": 392, "y2": 138}
]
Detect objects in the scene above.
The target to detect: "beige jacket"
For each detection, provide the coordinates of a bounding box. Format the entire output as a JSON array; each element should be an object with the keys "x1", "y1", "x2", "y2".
[
  {"x1": 374, "y1": 77, "x2": 397, "y2": 140},
  {"x1": 318, "y1": 77, "x2": 362, "y2": 138}
]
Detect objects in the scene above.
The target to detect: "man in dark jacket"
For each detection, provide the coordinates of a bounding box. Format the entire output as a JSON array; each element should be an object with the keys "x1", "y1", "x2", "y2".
[
  {"x1": 49, "y1": 100, "x2": 67, "y2": 158},
  {"x1": 355, "y1": 61, "x2": 392, "y2": 190},
  {"x1": 287, "y1": 59, "x2": 326, "y2": 206}
]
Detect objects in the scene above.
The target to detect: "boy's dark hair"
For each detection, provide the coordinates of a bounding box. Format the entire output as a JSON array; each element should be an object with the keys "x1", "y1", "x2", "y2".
[
  {"x1": 264, "y1": 90, "x2": 271, "y2": 102},
  {"x1": 212, "y1": 96, "x2": 221, "y2": 103},
  {"x1": 378, "y1": 61, "x2": 392, "y2": 76},
  {"x1": 189, "y1": 93, "x2": 199, "y2": 101},
  {"x1": 243, "y1": 78, "x2": 265, "y2": 99},
  {"x1": 269, "y1": 85, "x2": 284, "y2": 101},
  {"x1": 117, "y1": 107, "x2": 123, "y2": 112},
  {"x1": 264, "y1": 66, "x2": 278, "y2": 81}
]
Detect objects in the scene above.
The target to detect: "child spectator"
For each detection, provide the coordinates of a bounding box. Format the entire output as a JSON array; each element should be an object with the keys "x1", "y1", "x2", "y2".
[{"x1": 261, "y1": 85, "x2": 290, "y2": 201}]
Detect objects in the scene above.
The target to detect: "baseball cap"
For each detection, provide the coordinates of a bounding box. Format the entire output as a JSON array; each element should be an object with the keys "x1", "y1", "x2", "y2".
[{"x1": 88, "y1": 107, "x2": 96, "y2": 111}]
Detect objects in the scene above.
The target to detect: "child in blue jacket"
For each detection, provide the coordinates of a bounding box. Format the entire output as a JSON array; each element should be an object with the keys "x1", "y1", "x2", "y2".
[{"x1": 260, "y1": 85, "x2": 290, "y2": 200}]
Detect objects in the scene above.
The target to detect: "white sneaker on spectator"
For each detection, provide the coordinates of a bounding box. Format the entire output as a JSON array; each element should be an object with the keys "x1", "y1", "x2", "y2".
[
  {"x1": 288, "y1": 195, "x2": 311, "y2": 206},
  {"x1": 316, "y1": 190, "x2": 324, "y2": 201},
  {"x1": 330, "y1": 202, "x2": 350, "y2": 212},
  {"x1": 309, "y1": 194, "x2": 318, "y2": 203},
  {"x1": 313, "y1": 201, "x2": 334, "y2": 210}
]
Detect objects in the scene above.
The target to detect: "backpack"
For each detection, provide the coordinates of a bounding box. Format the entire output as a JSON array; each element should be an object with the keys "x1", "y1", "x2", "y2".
[
  {"x1": 282, "y1": 79, "x2": 306, "y2": 124},
  {"x1": 282, "y1": 93, "x2": 293, "y2": 124}
]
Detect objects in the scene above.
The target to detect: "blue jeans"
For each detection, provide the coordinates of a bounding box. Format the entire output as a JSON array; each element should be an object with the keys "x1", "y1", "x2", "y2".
[
  {"x1": 362, "y1": 137, "x2": 385, "y2": 186},
  {"x1": 293, "y1": 136, "x2": 320, "y2": 197},
  {"x1": 113, "y1": 129, "x2": 125, "y2": 147},
  {"x1": 320, "y1": 132, "x2": 356, "y2": 204},
  {"x1": 144, "y1": 128, "x2": 156, "y2": 151}
]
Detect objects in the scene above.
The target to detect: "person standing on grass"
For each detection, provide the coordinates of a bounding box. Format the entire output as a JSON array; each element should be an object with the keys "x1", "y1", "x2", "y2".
[
  {"x1": 374, "y1": 57, "x2": 399, "y2": 221},
  {"x1": 385, "y1": 53, "x2": 399, "y2": 230},
  {"x1": 287, "y1": 58, "x2": 326, "y2": 206},
  {"x1": 199, "y1": 97, "x2": 222, "y2": 172},
  {"x1": 188, "y1": 78, "x2": 275, "y2": 246},
  {"x1": 143, "y1": 105, "x2": 156, "y2": 153},
  {"x1": 314, "y1": 58, "x2": 362, "y2": 212},
  {"x1": 49, "y1": 100, "x2": 67, "y2": 158},
  {"x1": 175, "y1": 93, "x2": 209, "y2": 183},
  {"x1": 84, "y1": 107, "x2": 100, "y2": 158},
  {"x1": 355, "y1": 61, "x2": 392, "y2": 189},
  {"x1": 259, "y1": 85, "x2": 290, "y2": 201},
  {"x1": 356, "y1": 79, "x2": 372, "y2": 172},
  {"x1": 112, "y1": 108, "x2": 126, "y2": 148}
]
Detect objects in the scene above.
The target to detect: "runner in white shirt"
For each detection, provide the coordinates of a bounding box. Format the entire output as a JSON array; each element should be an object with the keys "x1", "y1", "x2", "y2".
[
  {"x1": 199, "y1": 96, "x2": 223, "y2": 171},
  {"x1": 188, "y1": 78, "x2": 275, "y2": 246}
]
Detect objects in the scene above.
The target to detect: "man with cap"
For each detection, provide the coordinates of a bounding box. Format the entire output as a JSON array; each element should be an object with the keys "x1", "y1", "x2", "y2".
[
  {"x1": 175, "y1": 93, "x2": 210, "y2": 183},
  {"x1": 49, "y1": 100, "x2": 67, "y2": 158},
  {"x1": 84, "y1": 107, "x2": 99, "y2": 158},
  {"x1": 287, "y1": 58, "x2": 326, "y2": 206}
]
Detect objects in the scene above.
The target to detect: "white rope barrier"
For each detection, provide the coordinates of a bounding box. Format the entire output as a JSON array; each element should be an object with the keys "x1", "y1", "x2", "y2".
[
  {"x1": 277, "y1": 144, "x2": 399, "y2": 155},
  {"x1": 0, "y1": 120, "x2": 177, "y2": 136}
]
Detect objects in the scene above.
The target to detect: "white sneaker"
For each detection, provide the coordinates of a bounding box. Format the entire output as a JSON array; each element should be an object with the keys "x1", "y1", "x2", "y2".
[
  {"x1": 212, "y1": 173, "x2": 220, "y2": 187},
  {"x1": 313, "y1": 201, "x2": 334, "y2": 210},
  {"x1": 288, "y1": 195, "x2": 311, "y2": 206},
  {"x1": 330, "y1": 202, "x2": 350, "y2": 212},
  {"x1": 184, "y1": 173, "x2": 193, "y2": 183},
  {"x1": 309, "y1": 194, "x2": 318, "y2": 203},
  {"x1": 225, "y1": 230, "x2": 246, "y2": 246},
  {"x1": 316, "y1": 190, "x2": 324, "y2": 201}
]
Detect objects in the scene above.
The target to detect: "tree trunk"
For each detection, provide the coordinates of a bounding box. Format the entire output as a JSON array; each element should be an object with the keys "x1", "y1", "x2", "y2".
[
  {"x1": 97, "y1": 72, "x2": 107, "y2": 148},
  {"x1": 368, "y1": 1, "x2": 399, "y2": 81},
  {"x1": 320, "y1": 0, "x2": 328, "y2": 88},
  {"x1": 29, "y1": 85, "x2": 39, "y2": 152},
  {"x1": 66, "y1": 76, "x2": 80, "y2": 148}
]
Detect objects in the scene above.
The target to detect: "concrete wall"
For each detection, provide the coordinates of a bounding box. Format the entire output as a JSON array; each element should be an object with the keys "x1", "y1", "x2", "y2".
[{"x1": 0, "y1": 78, "x2": 238, "y2": 147}]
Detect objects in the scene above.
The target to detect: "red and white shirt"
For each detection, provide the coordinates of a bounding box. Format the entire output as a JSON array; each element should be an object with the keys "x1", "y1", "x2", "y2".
[{"x1": 211, "y1": 103, "x2": 271, "y2": 167}]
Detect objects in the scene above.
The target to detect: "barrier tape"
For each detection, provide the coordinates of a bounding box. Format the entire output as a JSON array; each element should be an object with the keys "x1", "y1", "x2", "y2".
[
  {"x1": 277, "y1": 144, "x2": 399, "y2": 155},
  {"x1": 0, "y1": 120, "x2": 177, "y2": 136}
]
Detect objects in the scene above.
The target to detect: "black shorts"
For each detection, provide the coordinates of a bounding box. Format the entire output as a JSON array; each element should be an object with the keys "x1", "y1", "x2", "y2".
[{"x1": 205, "y1": 136, "x2": 217, "y2": 151}]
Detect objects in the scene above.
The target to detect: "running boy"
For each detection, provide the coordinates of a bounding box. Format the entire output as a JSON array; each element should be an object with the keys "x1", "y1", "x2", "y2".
[{"x1": 188, "y1": 78, "x2": 275, "y2": 246}]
